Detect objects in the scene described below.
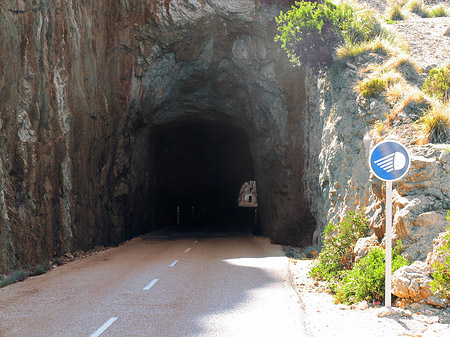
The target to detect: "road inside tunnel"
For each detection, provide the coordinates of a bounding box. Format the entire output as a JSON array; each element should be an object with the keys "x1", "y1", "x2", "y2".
[{"x1": 149, "y1": 120, "x2": 258, "y2": 235}]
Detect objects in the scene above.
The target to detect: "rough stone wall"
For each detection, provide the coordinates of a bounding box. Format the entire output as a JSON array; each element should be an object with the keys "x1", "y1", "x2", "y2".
[
  {"x1": 304, "y1": 58, "x2": 450, "y2": 262},
  {"x1": 0, "y1": 0, "x2": 313, "y2": 272},
  {"x1": 0, "y1": 0, "x2": 133, "y2": 272}
]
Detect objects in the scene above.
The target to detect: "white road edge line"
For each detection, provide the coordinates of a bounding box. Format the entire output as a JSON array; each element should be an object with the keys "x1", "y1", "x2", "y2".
[
  {"x1": 143, "y1": 278, "x2": 159, "y2": 290},
  {"x1": 184, "y1": 248, "x2": 191, "y2": 253},
  {"x1": 169, "y1": 259, "x2": 179, "y2": 267},
  {"x1": 89, "y1": 317, "x2": 118, "y2": 337}
]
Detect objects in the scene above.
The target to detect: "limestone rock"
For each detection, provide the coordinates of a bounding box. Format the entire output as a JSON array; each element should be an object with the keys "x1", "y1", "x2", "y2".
[
  {"x1": 354, "y1": 234, "x2": 379, "y2": 263},
  {"x1": 426, "y1": 229, "x2": 450, "y2": 268},
  {"x1": 444, "y1": 26, "x2": 450, "y2": 37},
  {"x1": 392, "y1": 262, "x2": 449, "y2": 308}
]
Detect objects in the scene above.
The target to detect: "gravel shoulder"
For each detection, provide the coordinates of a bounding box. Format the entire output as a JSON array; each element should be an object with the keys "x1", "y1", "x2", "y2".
[{"x1": 289, "y1": 258, "x2": 450, "y2": 337}]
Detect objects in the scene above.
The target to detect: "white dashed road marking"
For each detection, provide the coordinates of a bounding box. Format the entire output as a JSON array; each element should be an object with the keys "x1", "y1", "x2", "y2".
[
  {"x1": 169, "y1": 260, "x2": 179, "y2": 267},
  {"x1": 184, "y1": 248, "x2": 191, "y2": 253},
  {"x1": 143, "y1": 278, "x2": 159, "y2": 291},
  {"x1": 89, "y1": 317, "x2": 118, "y2": 337}
]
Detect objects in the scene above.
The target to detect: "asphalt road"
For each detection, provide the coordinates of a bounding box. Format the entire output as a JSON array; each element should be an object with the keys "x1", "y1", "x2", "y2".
[{"x1": 0, "y1": 235, "x2": 309, "y2": 337}]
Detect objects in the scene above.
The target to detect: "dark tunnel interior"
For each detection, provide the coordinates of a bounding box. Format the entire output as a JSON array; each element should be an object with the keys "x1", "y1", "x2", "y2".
[{"x1": 149, "y1": 120, "x2": 259, "y2": 234}]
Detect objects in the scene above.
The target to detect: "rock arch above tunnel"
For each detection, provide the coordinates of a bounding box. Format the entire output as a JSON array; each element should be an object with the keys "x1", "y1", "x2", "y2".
[{"x1": 122, "y1": 1, "x2": 316, "y2": 245}]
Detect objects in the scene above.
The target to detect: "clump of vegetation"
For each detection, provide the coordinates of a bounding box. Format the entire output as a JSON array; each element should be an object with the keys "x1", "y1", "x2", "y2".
[
  {"x1": 407, "y1": 0, "x2": 431, "y2": 17},
  {"x1": 430, "y1": 211, "x2": 450, "y2": 300},
  {"x1": 0, "y1": 259, "x2": 59, "y2": 288},
  {"x1": 373, "y1": 119, "x2": 388, "y2": 138},
  {"x1": 0, "y1": 270, "x2": 28, "y2": 288},
  {"x1": 414, "y1": 65, "x2": 450, "y2": 143},
  {"x1": 416, "y1": 104, "x2": 450, "y2": 143},
  {"x1": 430, "y1": 4, "x2": 448, "y2": 17},
  {"x1": 334, "y1": 246, "x2": 409, "y2": 304},
  {"x1": 309, "y1": 210, "x2": 369, "y2": 282},
  {"x1": 310, "y1": 210, "x2": 410, "y2": 304},
  {"x1": 29, "y1": 261, "x2": 52, "y2": 277},
  {"x1": 387, "y1": 2, "x2": 407, "y2": 21},
  {"x1": 337, "y1": 37, "x2": 391, "y2": 60},
  {"x1": 275, "y1": 0, "x2": 387, "y2": 68},
  {"x1": 358, "y1": 70, "x2": 402, "y2": 98},
  {"x1": 423, "y1": 65, "x2": 450, "y2": 102},
  {"x1": 358, "y1": 78, "x2": 386, "y2": 98}
]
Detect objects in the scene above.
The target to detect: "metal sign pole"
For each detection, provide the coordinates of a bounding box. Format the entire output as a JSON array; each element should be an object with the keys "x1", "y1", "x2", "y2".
[
  {"x1": 369, "y1": 140, "x2": 410, "y2": 311},
  {"x1": 385, "y1": 181, "x2": 392, "y2": 308}
]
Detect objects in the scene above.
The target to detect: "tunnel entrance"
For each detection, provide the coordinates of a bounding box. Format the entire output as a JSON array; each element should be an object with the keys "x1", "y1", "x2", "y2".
[{"x1": 151, "y1": 120, "x2": 257, "y2": 234}]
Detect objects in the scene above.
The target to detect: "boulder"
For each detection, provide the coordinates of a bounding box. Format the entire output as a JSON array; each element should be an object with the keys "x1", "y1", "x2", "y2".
[
  {"x1": 392, "y1": 261, "x2": 449, "y2": 308},
  {"x1": 354, "y1": 234, "x2": 379, "y2": 263}
]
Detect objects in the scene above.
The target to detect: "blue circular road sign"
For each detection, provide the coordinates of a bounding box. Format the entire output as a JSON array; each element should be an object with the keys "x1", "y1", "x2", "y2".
[{"x1": 369, "y1": 140, "x2": 410, "y2": 182}]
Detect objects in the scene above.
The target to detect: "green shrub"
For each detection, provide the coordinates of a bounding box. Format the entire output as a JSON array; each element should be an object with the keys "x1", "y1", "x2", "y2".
[
  {"x1": 334, "y1": 246, "x2": 409, "y2": 304},
  {"x1": 430, "y1": 210, "x2": 450, "y2": 299},
  {"x1": 275, "y1": 0, "x2": 385, "y2": 68},
  {"x1": 423, "y1": 65, "x2": 450, "y2": 102},
  {"x1": 309, "y1": 210, "x2": 369, "y2": 281},
  {"x1": 0, "y1": 270, "x2": 28, "y2": 288},
  {"x1": 359, "y1": 78, "x2": 386, "y2": 98}
]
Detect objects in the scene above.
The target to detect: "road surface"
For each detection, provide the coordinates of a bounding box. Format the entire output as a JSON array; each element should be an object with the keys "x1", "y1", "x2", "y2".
[{"x1": 0, "y1": 235, "x2": 309, "y2": 336}]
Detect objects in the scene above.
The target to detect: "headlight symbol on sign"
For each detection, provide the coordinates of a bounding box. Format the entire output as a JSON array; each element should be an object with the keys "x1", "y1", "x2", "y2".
[{"x1": 369, "y1": 141, "x2": 410, "y2": 182}]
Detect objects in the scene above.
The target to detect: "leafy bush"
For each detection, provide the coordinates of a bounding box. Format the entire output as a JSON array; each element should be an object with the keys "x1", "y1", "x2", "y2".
[
  {"x1": 430, "y1": 210, "x2": 450, "y2": 299},
  {"x1": 334, "y1": 246, "x2": 409, "y2": 304},
  {"x1": 423, "y1": 65, "x2": 450, "y2": 102},
  {"x1": 275, "y1": 0, "x2": 385, "y2": 68},
  {"x1": 309, "y1": 210, "x2": 369, "y2": 281}
]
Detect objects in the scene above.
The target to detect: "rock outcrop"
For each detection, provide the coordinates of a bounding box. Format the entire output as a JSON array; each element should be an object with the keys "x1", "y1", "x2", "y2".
[{"x1": 303, "y1": 54, "x2": 450, "y2": 261}]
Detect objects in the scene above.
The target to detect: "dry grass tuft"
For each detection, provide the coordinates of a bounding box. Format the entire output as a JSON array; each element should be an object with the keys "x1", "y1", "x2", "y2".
[
  {"x1": 387, "y1": 2, "x2": 407, "y2": 20},
  {"x1": 390, "y1": 87, "x2": 428, "y2": 121},
  {"x1": 415, "y1": 104, "x2": 450, "y2": 144}
]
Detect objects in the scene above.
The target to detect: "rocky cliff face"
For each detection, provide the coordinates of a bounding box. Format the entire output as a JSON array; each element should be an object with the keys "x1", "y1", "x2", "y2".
[
  {"x1": 0, "y1": 0, "x2": 131, "y2": 272},
  {"x1": 304, "y1": 58, "x2": 450, "y2": 261},
  {"x1": 0, "y1": 0, "x2": 315, "y2": 273}
]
